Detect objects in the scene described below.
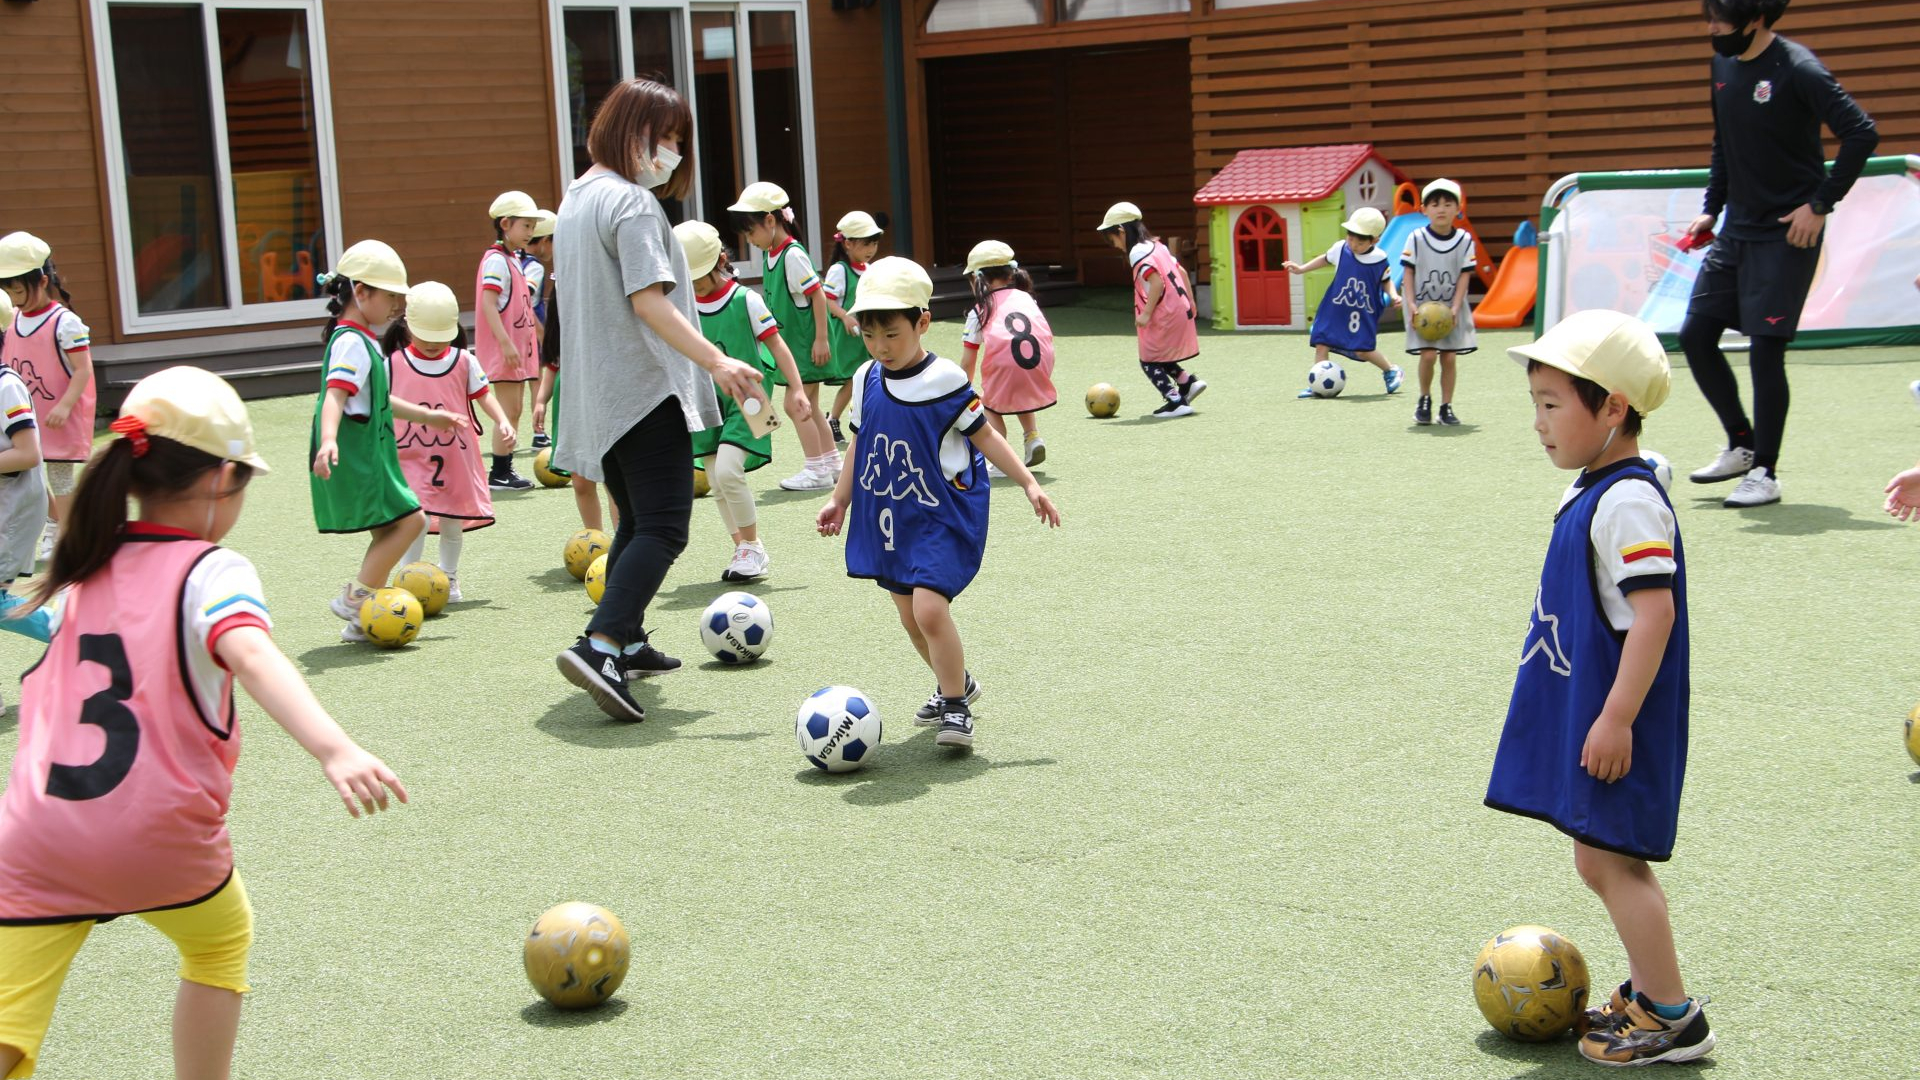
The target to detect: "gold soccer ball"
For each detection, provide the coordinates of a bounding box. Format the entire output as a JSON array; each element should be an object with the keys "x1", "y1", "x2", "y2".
[
  {"x1": 523, "y1": 902, "x2": 630, "y2": 1010},
  {"x1": 1414, "y1": 301, "x2": 1456, "y2": 343},
  {"x1": 532, "y1": 449, "x2": 568, "y2": 488},
  {"x1": 1472, "y1": 925, "x2": 1590, "y2": 1042},
  {"x1": 585, "y1": 553, "x2": 608, "y2": 604},
  {"x1": 1085, "y1": 382, "x2": 1120, "y2": 418},
  {"x1": 563, "y1": 529, "x2": 610, "y2": 581},
  {"x1": 358, "y1": 587, "x2": 424, "y2": 649},
  {"x1": 693, "y1": 467, "x2": 711, "y2": 498},
  {"x1": 393, "y1": 561, "x2": 450, "y2": 617},
  {"x1": 1906, "y1": 704, "x2": 1920, "y2": 767}
]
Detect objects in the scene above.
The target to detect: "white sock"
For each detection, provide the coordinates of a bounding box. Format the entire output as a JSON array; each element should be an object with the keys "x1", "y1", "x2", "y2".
[{"x1": 437, "y1": 523, "x2": 465, "y2": 576}]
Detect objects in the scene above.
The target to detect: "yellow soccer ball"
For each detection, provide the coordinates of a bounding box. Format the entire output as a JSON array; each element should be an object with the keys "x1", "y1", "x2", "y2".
[
  {"x1": 523, "y1": 902, "x2": 630, "y2": 1010},
  {"x1": 358, "y1": 587, "x2": 424, "y2": 649},
  {"x1": 1086, "y1": 382, "x2": 1120, "y2": 418},
  {"x1": 1473, "y1": 925, "x2": 1590, "y2": 1042},
  {"x1": 1414, "y1": 301, "x2": 1456, "y2": 343},
  {"x1": 393, "y1": 561, "x2": 450, "y2": 617},
  {"x1": 563, "y1": 529, "x2": 610, "y2": 581},
  {"x1": 585, "y1": 553, "x2": 608, "y2": 604},
  {"x1": 1906, "y1": 703, "x2": 1920, "y2": 767},
  {"x1": 533, "y1": 449, "x2": 568, "y2": 488},
  {"x1": 693, "y1": 467, "x2": 710, "y2": 498}
]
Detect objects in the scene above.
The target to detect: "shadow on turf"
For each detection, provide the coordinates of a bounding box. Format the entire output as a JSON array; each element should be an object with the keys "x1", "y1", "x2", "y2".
[
  {"x1": 295, "y1": 641, "x2": 421, "y2": 673},
  {"x1": 794, "y1": 727, "x2": 1057, "y2": 805},
  {"x1": 1406, "y1": 422, "x2": 1482, "y2": 436},
  {"x1": 527, "y1": 567, "x2": 584, "y2": 594},
  {"x1": 534, "y1": 691, "x2": 715, "y2": 748},
  {"x1": 1472, "y1": 1030, "x2": 1716, "y2": 1076},
  {"x1": 519, "y1": 998, "x2": 629, "y2": 1028},
  {"x1": 1705, "y1": 501, "x2": 1900, "y2": 536},
  {"x1": 652, "y1": 578, "x2": 810, "y2": 613}
]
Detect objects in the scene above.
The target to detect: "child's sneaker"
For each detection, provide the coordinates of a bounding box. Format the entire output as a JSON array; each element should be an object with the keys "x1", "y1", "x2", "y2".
[
  {"x1": 1688, "y1": 445, "x2": 1754, "y2": 484},
  {"x1": 340, "y1": 620, "x2": 368, "y2": 644},
  {"x1": 916, "y1": 672, "x2": 981, "y2": 725},
  {"x1": 1297, "y1": 387, "x2": 1320, "y2": 400},
  {"x1": 444, "y1": 574, "x2": 464, "y2": 604},
  {"x1": 619, "y1": 639, "x2": 682, "y2": 680},
  {"x1": 1584, "y1": 979, "x2": 1634, "y2": 1035},
  {"x1": 1722, "y1": 467, "x2": 1781, "y2": 508},
  {"x1": 723, "y1": 542, "x2": 768, "y2": 581},
  {"x1": 531, "y1": 431, "x2": 552, "y2": 449},
  {"x1": 1414, "y1": 395, "x2": 1433, "y2": 424},
  {"x1": 1438, "y1": 403, "x2": 1461, "y2": 426},
  {"x1": 1024, "y1": 432, "x2": 1046, "y2": 468},
  {"x1": 557, "y1": 638, "x2": 646, "y2": 721},
  {"x1": 778, "y1": 466, "x2": 833, "y2": 491},
  {"x1": 1578, "y1": 995, "x2": 1714, "y2": 1067},
  {"x1": 829, "y1": 416, "x2": 845, "y2": 445},
  {"x1": 490, "y1": 469, "x2": 533, "y2": 490},
  {"x1": 1383, "y1": 365, "x2": 1404, "y2": 394},
  {"x1": 1150, "y1": 400, "x2": 1195, "y2": 418},
  {"x1": 1181, "y1": 378, "x2": 1207, "y2": 405},
  {"x1": 935, "y1": 701, "x2": 975, "y2": 748},
  {"x1": 328, "y1": 583, "x2": 372, "y2": 623}
]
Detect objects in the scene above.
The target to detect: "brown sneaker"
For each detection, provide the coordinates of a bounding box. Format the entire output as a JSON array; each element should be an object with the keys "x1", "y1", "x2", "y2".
[
  {"x1": 1578, "y1": 995, "x2": 1714, "y2": 1066},
  {"x1": 1581, "y1": 979, "x2": 1632, "y2": 1036}
]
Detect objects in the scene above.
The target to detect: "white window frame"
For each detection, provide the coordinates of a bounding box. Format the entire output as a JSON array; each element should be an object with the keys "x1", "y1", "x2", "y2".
[
  {"x1": 91, "y1": 0, "x2": 344, "y2": 335},
  {"x1": 548, "y1": 0, "x2": 820, "y2": 261}
]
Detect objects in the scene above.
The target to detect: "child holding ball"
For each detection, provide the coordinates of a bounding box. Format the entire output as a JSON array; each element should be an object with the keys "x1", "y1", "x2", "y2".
[
  {"x1": 1098, "y1": 203, "x2": 1204, "y2": 418},
  {"x1": 960, "y1": 240, "x2": 1057, "y2": 476},
  {"x1": 0, "y1": 367, "x2": 407, "y2": 1080},
  {"x1": 1488, "y1": 310, "x2": 1712, "y2": 1067},
  {"x1": 1283, "y1": 207, "x2": 1404, "y2": 398},
  {"x1": 1402, "y1": 178, "x2": 1479, "y2": 425},
  {"x1": 816, "y1": 258, "x2": 1060, "y2": 748}
]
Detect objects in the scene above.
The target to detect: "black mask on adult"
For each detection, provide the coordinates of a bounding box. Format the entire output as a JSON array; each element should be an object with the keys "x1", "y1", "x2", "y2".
[{"x1": 1711, "y1": 26, "x2": 1757, "y2": 57}]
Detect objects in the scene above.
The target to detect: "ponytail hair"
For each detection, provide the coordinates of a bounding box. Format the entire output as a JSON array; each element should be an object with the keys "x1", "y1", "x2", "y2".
[
  {"x1": 29, "y1": 435, "x2": 254, "y2": 609},
  {"x1": 318, "y1": 272, "x2": 356, "y2": 342},
  {"x1": 969, "y1": 264, "x2": 1034, "y2": 326},
  {"x1": 828, "y1": 233, "x2": 852, "y2": 273},
  {"x1": 0, "y1": 264, "x2": 74, "y2": 310}
]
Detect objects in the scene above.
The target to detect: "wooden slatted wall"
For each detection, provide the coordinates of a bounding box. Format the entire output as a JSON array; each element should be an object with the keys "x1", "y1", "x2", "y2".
[{"x1": 808, "y1": 0, "x2": 894, "y2": 241}]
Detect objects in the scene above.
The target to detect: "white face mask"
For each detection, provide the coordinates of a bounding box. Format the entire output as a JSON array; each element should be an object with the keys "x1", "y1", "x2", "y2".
[{"x1": 637, "y1": 146, "x2": 682, "y2": 189}]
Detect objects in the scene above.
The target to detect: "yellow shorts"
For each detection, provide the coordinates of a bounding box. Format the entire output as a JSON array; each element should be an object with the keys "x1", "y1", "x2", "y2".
[{"x1": 0, "y1": 872, "x2": 251, "y2": 1079}]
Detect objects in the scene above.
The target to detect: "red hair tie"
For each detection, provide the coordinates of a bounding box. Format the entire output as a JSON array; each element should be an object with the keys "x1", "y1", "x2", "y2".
[{"x1": 109, "y1": 415, "x2": 150, "y2": 457}]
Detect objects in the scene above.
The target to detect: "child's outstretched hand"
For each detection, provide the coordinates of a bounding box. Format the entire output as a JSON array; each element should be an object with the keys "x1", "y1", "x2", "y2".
[
  {"x1": 422, "y1": 408, "x2": 469, "y2": 432},
  {"x1": 323, "y1": 744, "x2": 409, "y2": 818},
  {"x1": 816, "y1": 498, "x2": 846, "y2": 537},
  {"x1": 1581, "y1": 716, "x2": 1632, "y2": 783},
  {"x1": 1884, "y1": 463, "x2": 1920, "y2": 521},
  {"x1": 1025, "y1": 484, "x2": 1061, "y2": 528},
  {"x1": 311, "y1": 438, "x2": 339, "y2": 479},
  {"x1": 1281, "y1": 261, "x2": 1305, "y2": 274}
]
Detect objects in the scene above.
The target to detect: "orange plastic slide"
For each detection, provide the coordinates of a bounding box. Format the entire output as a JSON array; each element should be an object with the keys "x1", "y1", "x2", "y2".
[{"x1": 1473, "y1": 245, "x2": 1538, "y2": 329}]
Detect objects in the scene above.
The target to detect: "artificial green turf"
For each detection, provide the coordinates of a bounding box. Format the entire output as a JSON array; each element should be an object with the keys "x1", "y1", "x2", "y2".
[{"x1": 4, "y1": 296, "x2": 1917, "y2": 1078}]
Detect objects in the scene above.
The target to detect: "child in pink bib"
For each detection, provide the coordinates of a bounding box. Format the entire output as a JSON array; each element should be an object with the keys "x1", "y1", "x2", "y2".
[
  {"x1": 960, "y1": 241, "x2": 1058, "y2": 476},
  {"x1": 476, "y1": 191, "x2": 542, "y2": 489},
  {"x1": 0, "y1": 232, "x2": 96, "y2": 557},
  {"x1": 1096, "y1": 204, "x2": 1208, "y2": 419}
]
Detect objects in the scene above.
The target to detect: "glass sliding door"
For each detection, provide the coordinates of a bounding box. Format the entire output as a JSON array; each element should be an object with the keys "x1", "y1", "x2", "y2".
[
  {"x1": 563, "y1": 8, "x2": 621, "y2": 178},
  {"x1": 746, "y1": 10, "x2": 805, "y2": 235},
  {"x1": 692, "y1": 8, "x2": 746, "y2": 253}
]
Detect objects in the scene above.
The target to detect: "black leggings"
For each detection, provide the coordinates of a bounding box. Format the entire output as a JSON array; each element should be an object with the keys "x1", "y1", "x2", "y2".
[
  {"x1": 585, "y1": 397, "x2": 693, "y2": 646},
  {"x1": 1140, "y1": 360, "x2": 1195, "y2": 403},
  {"x1": 1678, "y1": 314, "x2": 1789, "y2": 476}
]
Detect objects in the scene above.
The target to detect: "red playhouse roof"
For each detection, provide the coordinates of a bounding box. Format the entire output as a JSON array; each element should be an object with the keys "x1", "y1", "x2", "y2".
[{"x1": 1193, "y1": 144, "x2": 1405, "y2": 206}]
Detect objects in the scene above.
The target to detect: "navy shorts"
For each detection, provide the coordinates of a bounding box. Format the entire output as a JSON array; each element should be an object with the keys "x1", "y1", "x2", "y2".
[{"x1": 1686, "y1": 235, "x2": 1823, "y2": 340}]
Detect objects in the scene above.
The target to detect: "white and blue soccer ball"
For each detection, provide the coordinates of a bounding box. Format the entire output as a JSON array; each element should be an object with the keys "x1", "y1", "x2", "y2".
[
  {"x1": 1641, "y1": 450, "x2": 1673, "y2": 493},
  {"x1": 699, "y1": 591, "x2": 772, "y2": 664},
  {"x1": 796, "y1": 686, "x2": 881, "y2": 773},
  {"x1": 1307, "y1": 359, "x2": 1347, "y2": 398}
]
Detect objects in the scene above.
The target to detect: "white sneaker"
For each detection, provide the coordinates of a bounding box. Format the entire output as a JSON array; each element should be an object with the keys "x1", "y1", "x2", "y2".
[
  {"x1": 1024, "y1": 434, "x2": 1046, "y2": 468},
  {"x1": 328, "y1": 584, "x2": 371, "y2": 622},
  {"x1": 778, "y1": 467, "x2": 833, "y2": 491},
  {"x1": 1688, "y1": 445, "x2": 1754, "y2": 484},
  {"x1": 986, "y1": 462, "x2": 1007, "y2": 480},
  {"x1": 1722, "y1": 467, "x2": 1781, "y2": 508},
  {"x1": 723, "y1": 542, "x2": 768, "y2": 581},
  {"x1": 445, "y1": 574, "x2": 463, "y2": 604},
  {"x1": 340, "y1": 620, "x2": 368, "y2": 643}
]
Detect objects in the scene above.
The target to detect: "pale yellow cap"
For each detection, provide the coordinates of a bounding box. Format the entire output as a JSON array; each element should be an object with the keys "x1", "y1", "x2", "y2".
[
  {"x1": 729, "y1": 182, "x2": 790, "y2": 214},
  {"x1": 530, "y1": 210, "x2": 557, "y2": 238},
  {"x1": 835, "y1": 211, "x2": 883, "y2": 239},
  {"x1": 120, "y1": 367, "x2": 270, "y2": 473},
  {"x1": 846, "y1": 257, "x2": 933, "y2": 315},
  {"x1": 0, "y1": 292, "x2": 13, "y2": 330},
  {"x1": 404, "y1": 282, "x2": 460, "y2": 344},
  {"x1": 1341, "y1": 207, "x2": 1387, "y2": 238},
  {"x1": 332, "y1": 240, "x2": 410, "y2": 295},
  {"x1": 1422, "y1": 178, "x2": 1464, "y2": 205},
  {"x1": 1098, "y1": 202, "x2": 1143, "y2": 231},
  {"x1": 672, "y1": 220, "x2": 724, "y2": 280},
  {"x1": 489, "y1": 190, "x2": 539, "y2": 220},
  {"x1": 965, "y1": 240, "x2": 1017, "y2": 275},
  {"x1": 0, "y1": 232, "x2": 51, "y2": 279},
  {"x1": 1510, "y1": 309, "x2": 1671, "y2": 416}
]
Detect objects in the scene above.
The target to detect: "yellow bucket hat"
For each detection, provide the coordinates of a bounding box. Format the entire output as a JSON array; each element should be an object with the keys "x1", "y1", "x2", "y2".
[
  {"x1": 729, "y1": 182, "x2": 790, "y2": 214},
  {"x1": 117, "y1": 367, "x2": 270, "y2": 472},
  {"x1": 1509, "y1": 310, "x2": 1671, "y2": 416},
  {"x1": 332, "y1": 240, "x2": 410, "y2": 295},
  {"x1": 964, "y1": 240, "x2": 1017, "y2": 275},
  {"x1": 489, "y1": 191, "x2": 539, "y2": 220},
  {"x1": 672, "y1": 221, "x2": 725, "y2": 280},
  {"x1": 846, "y1": 257, "x2": 933, "y2": 315},
  {"x1": 1098, "y1": 202, "x2": 1143, "y2": 231},
  {"x1": 0, "y1": 232, "x2": 52, "y2": 279},
  {"x1": 835, "y1": 211, "x2": 884, "y2": 240},
  {"x1": 530, "y1": 210, "x2": 557, "y2": 239},
  {"x1": 404, "y1": 282, "x2": 461, "y2": 344}
]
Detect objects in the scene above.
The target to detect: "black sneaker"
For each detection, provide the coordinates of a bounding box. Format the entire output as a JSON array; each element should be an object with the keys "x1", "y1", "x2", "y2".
[
  {"x1": 1151, "y1": 399, "x2": 1195, "y2": 419},
  {"x1": 619, "y1": 639, "x2": 682, "y2": 680},
  {"x1": 1414, "y1": 395, "x2": 1433, "y2": 425},
  {"x1": 531, "y1": 432, "x2": 552, "y2": 449},
  {"x1": 1438, "y1": 403, "x2": 1461, "y2": 426},
  {"x1": 915, "y1": 672, "x2": 981, "y2": 725},
  {"x1": 1181, "y1": 378, "x2": 1207, "y2": 406},
  {"x1": 490, "y1": 470, "x2": 534, "y2": 490},
  {"x1": 556, "y1": 638, "x2": 646, "y2": 721},
  {"x1": 935, "y1": 700, "x2": 975, "y2": 748},
  {"x1": 829, "y1": 416, "x2": 845, "y2": 445}
]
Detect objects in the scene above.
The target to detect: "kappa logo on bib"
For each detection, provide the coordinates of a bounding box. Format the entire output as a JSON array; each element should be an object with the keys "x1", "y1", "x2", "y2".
[
  {"x1": 1330, "y1": 277, "x2": 1377, "y2": 313},
  {"x1": 1518, "y1": 586, "x2": 1573, "y2": 676},
  {"x1": 1753, "y1": 79, "x2": 1773, "y2": 104},
  {"x1": 859, "y1": 435, "x2": 940, "y2": 508}
]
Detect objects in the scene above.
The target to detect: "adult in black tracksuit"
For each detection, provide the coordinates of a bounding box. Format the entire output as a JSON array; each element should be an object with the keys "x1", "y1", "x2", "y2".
[{"x1": 1680, "y1": 0, "x2": 1877, "y2": 508}]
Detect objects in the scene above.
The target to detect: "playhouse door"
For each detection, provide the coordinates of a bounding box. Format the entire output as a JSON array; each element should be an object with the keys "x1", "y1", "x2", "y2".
[{"x1": 1234, "y1": 206, "x2": 1290, "y2": 326}]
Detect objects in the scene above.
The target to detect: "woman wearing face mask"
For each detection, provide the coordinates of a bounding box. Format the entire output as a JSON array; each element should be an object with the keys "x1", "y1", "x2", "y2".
[
  {"x1": 1678, "y1": 0, "x2": 1877, "y2": 510},
  {"x1": 549, "y1": 78, "x2": 766, "y2": 722}
]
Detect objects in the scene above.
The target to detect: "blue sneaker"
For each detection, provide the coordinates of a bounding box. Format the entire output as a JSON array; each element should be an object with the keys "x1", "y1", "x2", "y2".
[
  {"x1": 1384, "y1": 365, "x2": 1404, "y2": 394},
  {"x1": 1297, "y1": 387, "x2": 1318, "y2": 399}
]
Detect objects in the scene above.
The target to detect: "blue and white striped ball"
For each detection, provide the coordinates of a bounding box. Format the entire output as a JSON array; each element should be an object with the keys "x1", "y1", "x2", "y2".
[
  {"x1": 1308, "y1": 359, "x2": 1347, "y2": 398},
  {"x1": 699, "y1": 591, "x2": 773, "y2": 664},
  {"x1": 796, "y1": 685, "x2": 881, "y2": 773}
]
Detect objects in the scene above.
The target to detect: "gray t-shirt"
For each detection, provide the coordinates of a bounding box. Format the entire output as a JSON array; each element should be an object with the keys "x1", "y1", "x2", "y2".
[{"x1": 552, "y1": 170, "x2": 722, "y2": 476}]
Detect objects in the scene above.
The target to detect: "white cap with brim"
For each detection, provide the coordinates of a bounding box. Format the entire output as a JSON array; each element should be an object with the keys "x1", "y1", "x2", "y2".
[
  {"x1": 1341, "y1": 207, "x2": 1387, "y2": 238},
  {"x1": 1509, "y1": 309, "x2": 1671, "y2": 416},
  {"x1": 1422, "y1": 178, "x2": 1464, "y2": 205},
  {"x1": 846, "y1": 257, "x2": 933, "y2": 315},
  {"x1": 404, "y1": 282, "x2": 461, "y2": 344},
  {"x1": 965, "y1": 240, "x2": 1017, "y2": 275},
  {"x1": 673, "y1": 220, "x2": 725, "y2": 280},
  {"x1": 332, "y1": 239, "x2": 410, "y2": 295},
  {"x1": 489, "y1": 191, "x2": 539, "y2": 220},
  {"x1": 835, "y1": 211, "x2": 883, "y2": 239},
  {"x1": 530, "y1": 210, "x2": 557, "y2": 239},
  {"x1": 0, "y1": 293, "x2": 13, "y2": 330},
  {"x1": 729, "y1": 182, "x2": 791, "y2": 214},
  {"x1": 120, "y1": 367, "x2": 270, "y2": 473},
  {"x1": 0, "y1": 232, "x2": 52, "y2": 280},
  {"x1": 1098, "y1": 202, "x2": 1143, "y2": 231}
]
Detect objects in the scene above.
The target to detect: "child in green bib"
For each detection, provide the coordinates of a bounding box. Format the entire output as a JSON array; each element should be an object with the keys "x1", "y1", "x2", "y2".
[
  {"x1": 309, "y1": 241, "x2": 465, "y2": 643},
  {"x1": 675, "y1": 221, "x2": 811, "y2": 582},
  {"x1": 822, "y1": 210, "x2": 885, "y2": 445}
]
